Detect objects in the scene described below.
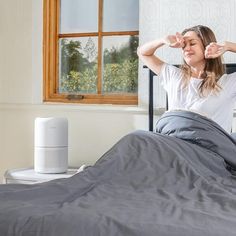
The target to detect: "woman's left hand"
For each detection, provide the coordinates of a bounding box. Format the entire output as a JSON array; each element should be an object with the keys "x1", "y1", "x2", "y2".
[{"x1": 205, "y1": 42, "x2": 226, "y2": 59}]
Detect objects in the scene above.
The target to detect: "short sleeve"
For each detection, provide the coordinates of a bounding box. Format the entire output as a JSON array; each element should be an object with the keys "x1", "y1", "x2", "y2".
[
  {"x1": 224, "y1": 72, "x2": 236, "y2": 98},
  {"x1": 159, "y1": 64, "x2": 183, "y2": 91}
]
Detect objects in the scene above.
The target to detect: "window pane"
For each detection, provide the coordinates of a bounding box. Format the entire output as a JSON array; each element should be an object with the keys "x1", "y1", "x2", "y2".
[
  {"x1": 59, "y1": 37, "x2": 98, "y2": 94},
  {"x1": 60, "y1": 0, "x2": 98, "y2": 33},
  {"x1": 102, "y1": 35, "x2": 139, "y2": 94},
  {"x1": 103, "y1": 0, "x2": 139, "y2": 32}
]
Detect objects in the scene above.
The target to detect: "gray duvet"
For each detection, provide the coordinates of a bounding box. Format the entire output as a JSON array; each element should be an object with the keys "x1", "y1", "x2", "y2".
[{"x1": 1, "y1": 110, "x2": 236, "y2": 236}]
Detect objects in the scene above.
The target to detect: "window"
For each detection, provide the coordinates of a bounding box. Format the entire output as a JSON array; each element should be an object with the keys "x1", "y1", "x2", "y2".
[{"x1": 43, "y1": 0, "x2": 139, "y2": 105}]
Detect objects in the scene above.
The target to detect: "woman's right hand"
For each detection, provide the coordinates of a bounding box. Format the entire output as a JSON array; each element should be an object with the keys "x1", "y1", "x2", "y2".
[{"x1": 164, "y1": 32, "x2": 185, "y2": 48}]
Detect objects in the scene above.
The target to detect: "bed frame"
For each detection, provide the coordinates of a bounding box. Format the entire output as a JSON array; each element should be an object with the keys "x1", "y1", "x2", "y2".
[{"x1": 144, "y1": 63, "x2": 236, "y2": 131}]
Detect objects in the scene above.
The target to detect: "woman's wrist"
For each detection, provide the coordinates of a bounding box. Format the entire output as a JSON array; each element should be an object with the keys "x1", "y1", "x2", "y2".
[
  {"x1": 224, "y1": 41, "x2": 236, "y2": 53},
  {"x1": 162, "y1": 37, "x2": 170, "y2": 46}
]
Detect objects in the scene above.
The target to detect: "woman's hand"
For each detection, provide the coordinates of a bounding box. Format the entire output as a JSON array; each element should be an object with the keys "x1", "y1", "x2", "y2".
[
  {"x1": 164, "y1": 32, "x2": 185, "y2": 48},
  {"x1": 204, "y1": 42, "x2": 226, "y2": 59}
]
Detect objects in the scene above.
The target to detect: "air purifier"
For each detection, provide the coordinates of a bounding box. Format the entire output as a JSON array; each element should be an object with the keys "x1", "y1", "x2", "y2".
[{"x1": 34, "y1": 117, "x2": 68, "y2": 173}]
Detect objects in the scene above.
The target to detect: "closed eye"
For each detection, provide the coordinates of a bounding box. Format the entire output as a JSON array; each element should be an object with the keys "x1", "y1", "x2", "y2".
[{"x1": 182, "y1": 42, "x2": 197, "y2": 49}]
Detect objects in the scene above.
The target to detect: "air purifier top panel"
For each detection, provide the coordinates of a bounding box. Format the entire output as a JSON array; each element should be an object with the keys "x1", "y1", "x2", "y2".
[{"x1": 34, "y1": 117, "x2": 68, "y2": 147}]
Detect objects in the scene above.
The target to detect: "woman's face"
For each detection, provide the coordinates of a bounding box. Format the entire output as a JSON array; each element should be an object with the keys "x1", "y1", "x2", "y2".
[{"x1": 182, "y1": 31, "x2": 205, "y2": 67}]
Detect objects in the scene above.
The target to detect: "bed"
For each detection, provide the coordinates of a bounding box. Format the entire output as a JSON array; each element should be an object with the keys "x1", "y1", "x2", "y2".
[{"x1": 1, "y1": 66, "x2": 236, "y2": 236}]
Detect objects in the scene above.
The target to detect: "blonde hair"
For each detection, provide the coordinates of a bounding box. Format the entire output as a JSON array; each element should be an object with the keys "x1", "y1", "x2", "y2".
[{"x1": 180, "y1": 25, "x2": 225, "y2": 95}]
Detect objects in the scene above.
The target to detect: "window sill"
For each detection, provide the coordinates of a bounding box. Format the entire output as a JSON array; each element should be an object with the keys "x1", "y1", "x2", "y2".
[{"x1": 0, "y1": 103, "x2": 162, "y2": 115}]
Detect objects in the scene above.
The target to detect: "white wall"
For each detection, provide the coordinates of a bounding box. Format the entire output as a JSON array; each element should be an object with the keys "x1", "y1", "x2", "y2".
[
  {"x1": 0, "y1": 104, "x2": 148, "y2": 181},
  {"x1": 139, "y1": 0, "x2": 236, "y2": 65},
  {"x1": 0, "y1": 0, "x2": 32, "y2": 104},
  {"x1": 139, "y1": 0, "x2": 236, "y2": 108},
  {"x1": 0, "y1": 0, "x2": 149, "y2": 182}
]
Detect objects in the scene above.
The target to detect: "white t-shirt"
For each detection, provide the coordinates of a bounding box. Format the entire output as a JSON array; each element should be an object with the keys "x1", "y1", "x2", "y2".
[{"x1": 159, "y1": 63, "x2": 236, "y2": 133}]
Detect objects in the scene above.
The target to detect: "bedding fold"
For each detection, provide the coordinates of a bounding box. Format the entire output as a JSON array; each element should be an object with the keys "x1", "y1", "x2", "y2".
[
  {"x1": 0, "y1": 110, "x2": 236, "y2": 236},
  {"x1": 156, "y1": 110, "x2": 236, "y2": 170}
]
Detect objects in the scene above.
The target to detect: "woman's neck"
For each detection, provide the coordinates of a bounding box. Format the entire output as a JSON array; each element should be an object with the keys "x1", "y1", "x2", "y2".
[{"x1": 190, "y1": 64, "x2": 205, "y2": 79}]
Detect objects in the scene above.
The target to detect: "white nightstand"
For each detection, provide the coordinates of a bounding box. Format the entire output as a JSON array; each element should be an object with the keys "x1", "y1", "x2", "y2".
[{"x1": 4, "y1": 167, "x2": 85, "y2": 184}]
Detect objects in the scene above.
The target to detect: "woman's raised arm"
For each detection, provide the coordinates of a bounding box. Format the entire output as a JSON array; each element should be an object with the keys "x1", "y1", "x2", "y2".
[
  {"x1": 205, "y1": 41, "x2": 236, "y2": 59},
  {"x1": 137, "y1": 33, "x2": 185, "y2": 75}
]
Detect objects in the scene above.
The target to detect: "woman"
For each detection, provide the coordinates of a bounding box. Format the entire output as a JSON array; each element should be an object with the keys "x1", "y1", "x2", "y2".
[{"x1": 137, "y1": 25, "x2": 236, "y2": 133}]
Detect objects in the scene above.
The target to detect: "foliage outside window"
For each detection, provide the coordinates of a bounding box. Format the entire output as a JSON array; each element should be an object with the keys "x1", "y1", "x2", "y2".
[{"x1": 43, "y1": 0, "x2": 139, "y2": 105}]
